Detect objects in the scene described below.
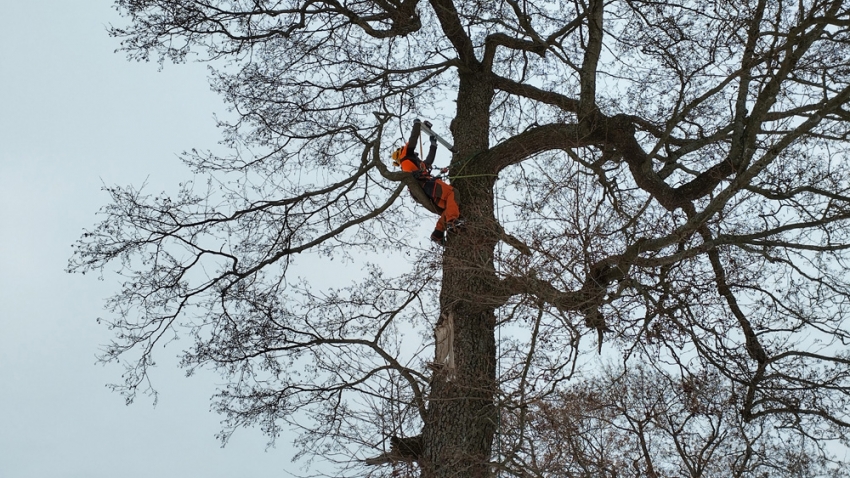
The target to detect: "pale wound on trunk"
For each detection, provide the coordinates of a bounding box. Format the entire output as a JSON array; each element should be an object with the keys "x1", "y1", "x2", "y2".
[{"x1": 433, "y1": 311, "x2": 456, "y2": 377}]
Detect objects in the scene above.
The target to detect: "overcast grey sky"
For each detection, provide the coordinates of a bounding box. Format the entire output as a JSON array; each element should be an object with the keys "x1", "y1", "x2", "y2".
[{"x1": 0, "y1": 3, "x2": 299, "y2": 477}]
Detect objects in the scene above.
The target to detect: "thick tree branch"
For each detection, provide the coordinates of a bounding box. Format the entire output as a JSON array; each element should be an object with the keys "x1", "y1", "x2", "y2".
[
  {"x1": 428, "y1": 0, "x2": 476, "y2": 67},
  {"x1": 578, "y1": 0, "x2": 604, "y2": 124}
]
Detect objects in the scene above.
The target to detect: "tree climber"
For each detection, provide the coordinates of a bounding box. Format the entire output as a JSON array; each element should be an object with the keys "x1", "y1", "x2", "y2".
[{"x1": 391, "y1": 119, "x2": 463, "y2": 245}]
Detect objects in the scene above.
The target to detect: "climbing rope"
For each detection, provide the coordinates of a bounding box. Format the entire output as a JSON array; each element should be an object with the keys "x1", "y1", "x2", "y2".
[
  {"x1": 447, "y1": 151, "x2": 479, "y2": 180},
  {"x1": 494, "y1": 179, "x2": 503, "y2": 477}
]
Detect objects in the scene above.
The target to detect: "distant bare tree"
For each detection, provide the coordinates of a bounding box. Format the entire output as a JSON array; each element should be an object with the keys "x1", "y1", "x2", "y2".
[
  {"x1": 71, "y1": 1, "x2": 850, "y2": 477},
  {"x1": 501, "y1": 364, "x2": 845, "y2": 477}
]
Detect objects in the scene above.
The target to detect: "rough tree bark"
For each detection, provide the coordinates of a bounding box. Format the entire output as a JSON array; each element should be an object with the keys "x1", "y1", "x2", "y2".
[{"x1": 421, "y1": 70, "x2": 499, "y2": 478}]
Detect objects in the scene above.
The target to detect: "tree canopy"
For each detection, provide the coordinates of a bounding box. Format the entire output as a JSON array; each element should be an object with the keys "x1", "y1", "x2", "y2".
[{"x1": 71, "y1": 0, "x2": 850, "y2": 476}]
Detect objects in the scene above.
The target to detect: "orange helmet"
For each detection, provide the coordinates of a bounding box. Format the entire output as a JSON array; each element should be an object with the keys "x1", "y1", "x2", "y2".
[{"x1": 390, "y1": 147, "x2": 404, "y2": 167}]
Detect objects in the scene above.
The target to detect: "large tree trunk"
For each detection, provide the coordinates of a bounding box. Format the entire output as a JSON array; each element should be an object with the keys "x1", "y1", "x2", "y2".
[{"x1": 420, "y1": 72, "x2": 498, "y2": 478}]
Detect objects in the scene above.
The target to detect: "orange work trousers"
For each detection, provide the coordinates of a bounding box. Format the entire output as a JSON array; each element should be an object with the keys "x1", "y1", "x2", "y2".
[{"x1": 428, "y1": 179, "x2": 460, "y2": 232}]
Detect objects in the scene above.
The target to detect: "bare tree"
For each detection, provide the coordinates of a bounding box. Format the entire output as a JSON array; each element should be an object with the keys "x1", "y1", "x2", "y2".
[
  {"x1": 70, "y1": 1, "x2": 850, "y2": 477},
  {"x1": 504, "y1": 364, "x2": 846, "y2": 477}
]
